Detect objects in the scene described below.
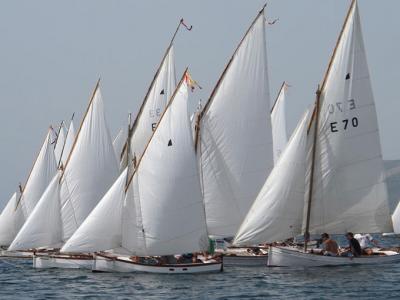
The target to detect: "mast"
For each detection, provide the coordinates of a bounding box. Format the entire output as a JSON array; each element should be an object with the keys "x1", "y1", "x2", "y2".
[
  {"x1": 125, "y1": 112, "x2": 132, "y2": 188},
  {"x1": 120, "y1": 19, "x2": 185, "y2": 160},
  {"x1": 303, "y1": 87, "x2": 320, "y2": 251},
  {"x1": 303, "y1": 0, "x2": 356, "y2": 251},
  {"x1": 194, "y1": 4, "x2": 267, "y2": 151},
  {"x1": 59, "y1": 78, "x2": 100, "y2": 182},
  {"x1": 125, "y1": 68, "x2": 189, "y2": 192},
  {"x1": 270, "y1": 81, "x2": 286, "y2": 114}
]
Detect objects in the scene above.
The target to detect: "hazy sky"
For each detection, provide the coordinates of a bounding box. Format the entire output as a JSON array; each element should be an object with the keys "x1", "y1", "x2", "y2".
[{"x1": 0, "y1": 0, "x2": 399, "y2": 209}]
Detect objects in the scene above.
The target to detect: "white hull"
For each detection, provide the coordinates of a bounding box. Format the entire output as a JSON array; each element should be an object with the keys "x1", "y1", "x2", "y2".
[
  {"x1": 268, "y1": 246, "x2": 400, "y2": 267},
  {"x1": 0, "y1": 250, "x2": 33, "y2": 258},
  {"x1": 33, "y1": 254, "x2": 93, "y2": 269},
  {"x1": 93, "y1": 254, "x2": 223, "y2": 274},
  {"x1": 223, "y1": 255, "x2": 268, "y2": 266}
]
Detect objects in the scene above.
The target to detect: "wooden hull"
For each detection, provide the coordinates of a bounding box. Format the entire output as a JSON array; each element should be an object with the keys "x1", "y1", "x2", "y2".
[
  {"x1": 33, "y1": 254, "x2": 93, "y2": 269},
  {"x1": 93, "y1": 254, "x2": 223, "y2": 274},
  {"x1": 223, "y1": 255, "x2": 268, "y2": 266},
  {"x1": 268, "y1": 246, "x2": 400, "y2": 267}
]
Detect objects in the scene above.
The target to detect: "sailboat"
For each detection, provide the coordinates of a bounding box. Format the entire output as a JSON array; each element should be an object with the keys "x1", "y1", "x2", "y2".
[
  {"x1": 0, "y1": 127, "x2": 57, "y2": 253},
  {"x1": 8, "y1": 81, "x2": 119, "y2": 269},
  {"x1": 271, "y1": 82, "x2": 289, "y2": 164},
  {"x1": 194, "y1": 4, "x2": 274, "y2": 240},
  {"x1": 235, "y1": 0, "x2": 400, "y2": 267},
  {"x1": 61, "y1": 70, "x2": 222, "y2": 274}
]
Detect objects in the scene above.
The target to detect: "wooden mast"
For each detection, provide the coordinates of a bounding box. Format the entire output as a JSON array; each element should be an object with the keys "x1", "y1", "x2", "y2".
[
  {"x1": 194, "y1": 4, "x2": 267, "y2": 152},
  {"x1": 59, "y1": 78, "x2": 101, "y2": 182},
  {"x1": 270, "y1": 81, "x2": 287, "y2": 114},
  {"x1": 120, "y1": 19, "x2": 185, "y2": 160},
  {"x1": 303, "y1": 0, "x2": 356, "y2": 251},
  {"x1": 125, "y1": 68, "x2": 189, "y2": 192}
]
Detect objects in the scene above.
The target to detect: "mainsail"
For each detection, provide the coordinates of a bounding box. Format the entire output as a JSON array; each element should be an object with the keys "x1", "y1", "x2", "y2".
[
  {"x1": 18, "y1": 128, "x2": 58, "y2": 217},
  {"x1": 233, "y1": 110, "x2": 310, "y2": 245},
  {"x1": 304, "y1": 0, "x2": 391, "y2": 235},
  {"x1": 59, "y1": 83, "x2": 119, "y2": 240},
  {"x1": 196, "y1": 7, "x2": 273, "y2": 237},
  {"x1": 271, "y1": 82, "x2": 289, "y2": 164}
]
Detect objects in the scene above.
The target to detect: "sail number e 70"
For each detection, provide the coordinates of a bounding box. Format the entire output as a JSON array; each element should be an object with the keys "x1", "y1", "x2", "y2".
[{"x1": 330, "y1": 117, "x2": 358, "y2": 132}]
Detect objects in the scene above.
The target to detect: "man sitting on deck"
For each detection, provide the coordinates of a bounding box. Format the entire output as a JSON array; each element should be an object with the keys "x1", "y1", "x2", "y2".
[
  {"x1": 341, "y1": 232, "x2": 362, "y2": 257},
  {"x1": 321, "y1": 233, "x2": 339, "y2": 256}
]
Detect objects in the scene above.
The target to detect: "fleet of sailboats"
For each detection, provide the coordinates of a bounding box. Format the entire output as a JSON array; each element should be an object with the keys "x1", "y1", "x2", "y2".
[{"x1": 1, "y1": 0, "x2": 399, "y2": 273}]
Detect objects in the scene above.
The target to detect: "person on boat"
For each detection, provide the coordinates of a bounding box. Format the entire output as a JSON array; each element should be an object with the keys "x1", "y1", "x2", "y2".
[
  {"x1": 354, "y1": 233, "x2": 379, "y2": 255},
  {"x1": 320, "y1": 233, "x2": 339, "y2": 256},
  {"x1": 342, "y1": 232, "x2": 362, "y2": 257}
]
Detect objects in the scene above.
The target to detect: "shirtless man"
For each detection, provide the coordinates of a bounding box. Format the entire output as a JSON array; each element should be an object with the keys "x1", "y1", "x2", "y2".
[{"x1": 321, "y1": 233, "x2": 339, "y2": 256}]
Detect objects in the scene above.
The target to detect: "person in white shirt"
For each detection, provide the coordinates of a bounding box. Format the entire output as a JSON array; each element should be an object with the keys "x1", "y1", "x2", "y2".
[{"x1": 354, "y1": 233, "x2": 379, "y2": 255}]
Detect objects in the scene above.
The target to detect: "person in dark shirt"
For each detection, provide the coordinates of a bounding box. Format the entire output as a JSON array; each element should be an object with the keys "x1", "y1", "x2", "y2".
[{"x1": 343, "y1": 232, "x2": 362, "y2": 257}]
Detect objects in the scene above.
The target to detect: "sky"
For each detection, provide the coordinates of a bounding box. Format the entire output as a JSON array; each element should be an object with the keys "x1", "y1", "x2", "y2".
[{"x1": 0, "y1": 0, "x2": 399, "y2": 209}]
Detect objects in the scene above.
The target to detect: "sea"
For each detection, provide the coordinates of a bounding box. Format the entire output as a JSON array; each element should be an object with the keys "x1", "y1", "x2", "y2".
[
  {"x1": 1, "y1": 161, "x2": 400, "y2": 300},
  {"x1": 1, "y1": 236, "x2": 400, "y2": 300}
]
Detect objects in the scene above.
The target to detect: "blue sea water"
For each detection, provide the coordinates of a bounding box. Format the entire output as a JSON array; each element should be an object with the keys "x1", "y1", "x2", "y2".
[{"x1": 2, "y1": 242, "x2": 400, "y2": 300}]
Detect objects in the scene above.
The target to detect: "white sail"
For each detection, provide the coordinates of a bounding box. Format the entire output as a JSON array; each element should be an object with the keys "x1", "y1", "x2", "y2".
[
  {"x1": 54, "y1": 124, "x2": 66, "y2": 166},
  {"x1": 271, "y1": 83, "x2": 288, "y2": 164},
  {"x1": 233, "y1": 110, "x2": 310, "y2": 246},
  {"x1": 60, "y1": 120, "x2": 76, "y2": 166},
  {"x1": 122, "y1": 75, "x2": 209, "y2": 256},
  {"x1": 60, "y1": 85, "x2": 119, "y2": 241},
  {"x1": 304, "y1": 2, "x2": 391, "y2": 234},
  {"x1": 0, "y1": 193, "x2": 24, "y2": 246},
  {"x1": 198, "y1": 9, "x2": 273, "y2": 237},
  {"x1": 61, "y1": 168, "x2": 127, "y2": 253},
  {"x1": 19, "y1": 129, "x2": 57, "y2": 218},
  {"x1": 130, "y1": 45, "x2": 176, "y2": 162},
  {"x1": 9, "y1": 173, "x2": 62, "y2": 250}
]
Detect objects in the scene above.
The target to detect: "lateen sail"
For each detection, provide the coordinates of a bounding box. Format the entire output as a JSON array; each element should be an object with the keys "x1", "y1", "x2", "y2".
[
  {"x1": 304, "y1": 1, "x2": 391, "y2": 234},
  {"x1": 18, "y1": 129, "x2": 58, "y2": 218},
  {"x1": 60, "y1": 85, "x2": 119, "y2": 241},
  {"x1": 122, "y1": 72, "x2": 209, "y2": 256},
  {"x1": 271, "y1": 83, "x2": 289, "y2": 164},
  {"x1": 233, "y1": 110, "x2": 310, "y2": 245},
  {"x1": 129, "y1": 45, "x2": 176, "y2": 164},
  {"x1": 198, "y1": 8, "x2": 273, "y2": 237}
]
